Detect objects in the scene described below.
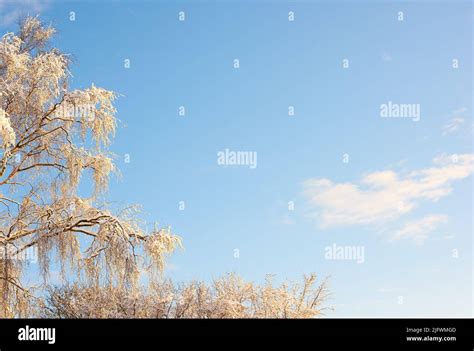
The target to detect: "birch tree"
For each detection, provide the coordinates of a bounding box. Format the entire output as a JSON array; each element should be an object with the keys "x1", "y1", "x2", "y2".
[{"x1": 0, "y1": 17, "x2": 181, "y2": 317}]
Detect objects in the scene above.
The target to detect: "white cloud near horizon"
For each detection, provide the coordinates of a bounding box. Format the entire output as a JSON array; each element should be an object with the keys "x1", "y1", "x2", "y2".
[{"x1": 303, "y1": 154, "x2": 474, "y2": 229}]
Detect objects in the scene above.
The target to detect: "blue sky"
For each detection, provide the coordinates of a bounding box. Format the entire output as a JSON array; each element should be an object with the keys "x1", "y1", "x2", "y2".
[{"x1": 1, "y1": 0, "x2": 472, "y2": 317}]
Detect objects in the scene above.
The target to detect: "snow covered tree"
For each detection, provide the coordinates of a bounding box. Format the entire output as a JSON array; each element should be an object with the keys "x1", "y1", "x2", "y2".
[
  {"x1": 0, "y1": 17, "x2": 181, "y2": 317},
  {"x1": 43, "y1": 273, "x2": 330, "y2": 319}
]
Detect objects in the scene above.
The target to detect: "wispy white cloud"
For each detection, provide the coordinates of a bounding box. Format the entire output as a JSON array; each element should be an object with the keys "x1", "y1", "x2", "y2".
[
  {"x1": 391, "y1": 214, "x2": 448, "y2": 245},
  {"x1": 452, "y1": 107, "x2": 468, "y2": 115},
  {"x1": 442, "y1": 107, "x2": 467, "y2": 135},
  {"x1": 302, "y1": 154, "x2": 473, "y2": 228},
  {"x1": 443, "y1": 118, "x2": 465, "y2": 135},
  {"x1": 0, "y1": 0, "x2": 50, "y2": 27}
]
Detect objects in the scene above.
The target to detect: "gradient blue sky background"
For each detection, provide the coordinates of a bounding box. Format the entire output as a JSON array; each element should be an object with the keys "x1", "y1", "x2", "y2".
[{"x1": 1, "y1": 0, "x2": 472, "y2": 317}]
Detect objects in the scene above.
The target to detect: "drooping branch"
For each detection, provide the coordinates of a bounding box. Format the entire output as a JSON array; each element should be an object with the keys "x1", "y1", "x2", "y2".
[{"x1": 0, "y1": 17, "x2": 182, "y2": 317}]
